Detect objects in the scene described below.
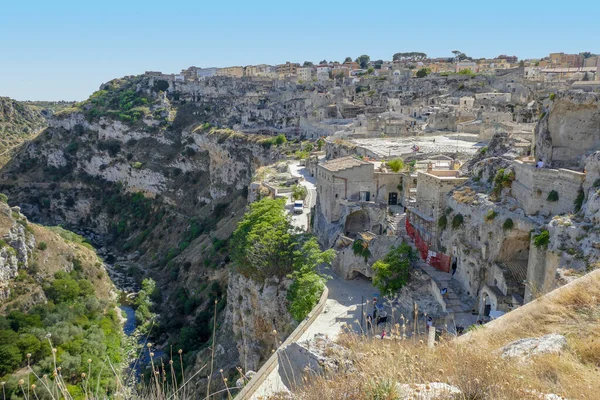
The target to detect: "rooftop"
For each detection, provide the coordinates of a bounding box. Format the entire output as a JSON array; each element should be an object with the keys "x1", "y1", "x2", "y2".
[{"x1": 319, "y1": 156, "x2": 372, "y2": 172}]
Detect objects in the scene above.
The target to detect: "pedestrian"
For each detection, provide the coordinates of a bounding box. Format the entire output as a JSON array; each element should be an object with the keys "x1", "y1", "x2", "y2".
[
  {"x1": 451, "y1": 261, "x2": 457, "y2": 276},
  {"x1": 536, "y1": 159, "x2": 544, "y2": 168},
  {"x1": 426, "y1": 316, "x2": 433, "y2": 331},
  {"x1": 366, "y1": 315, "x2": 373, "y2": 331},
  {"x1": 441, "y1": 287, "x2": 448, "y2": 298},
  {"x1": 373, "y1": 307, "x2": 378, "y2": 321},
  {"x1": 381, "y1": 329, "x2": 386, "y2": 340}
]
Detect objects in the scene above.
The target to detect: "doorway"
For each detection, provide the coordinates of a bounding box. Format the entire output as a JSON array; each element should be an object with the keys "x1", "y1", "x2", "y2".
[{"x1": 388, "y1": 192, "x2": 398, "y2": 205}]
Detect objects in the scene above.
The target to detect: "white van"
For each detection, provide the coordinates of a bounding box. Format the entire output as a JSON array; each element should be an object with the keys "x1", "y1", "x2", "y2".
[{"x1": 293, "y1": 200, "x2": 304, "y2": 214}]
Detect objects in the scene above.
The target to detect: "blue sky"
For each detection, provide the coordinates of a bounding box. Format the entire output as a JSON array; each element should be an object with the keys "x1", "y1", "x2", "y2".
[{"x1": 1, "y1": 0, "x2": 598, "y2": 101}]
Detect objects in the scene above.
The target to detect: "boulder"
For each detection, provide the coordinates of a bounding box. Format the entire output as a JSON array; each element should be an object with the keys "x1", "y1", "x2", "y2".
[
  {"x1": 397, "y1": 382, "x2": 462, "y2": 399},
  {"x1": 500, "y1": 333, "x2": 567, "y2": 360}
]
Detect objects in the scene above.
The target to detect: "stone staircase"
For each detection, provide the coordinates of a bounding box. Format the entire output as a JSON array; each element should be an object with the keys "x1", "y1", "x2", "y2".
[
  {"x1": 388, "y1": 211, "x2": 407, "y2": 236},
  {"x1": 390, "y1": 212, "x2": 476, "y2": 320}
]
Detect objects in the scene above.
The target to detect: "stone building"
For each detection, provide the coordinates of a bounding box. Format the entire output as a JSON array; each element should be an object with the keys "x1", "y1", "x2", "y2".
[
  {"x1": 276, "y1": 62, "x2": 300, "y2": 77},
  {"x1": 316, "y1": 157, "x2": 376, "y2": 226},
  {"x1": 216, "y1": 66, "x2": 244, "y2": 78},
  {"x1": 408, "y1": 168, "x2": 467, "y2": 251}
]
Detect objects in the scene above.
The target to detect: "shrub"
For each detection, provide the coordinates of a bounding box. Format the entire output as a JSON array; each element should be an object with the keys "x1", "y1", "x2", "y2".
[
  {"x1": 452, "y1": 214, "x2": 464, "y2": 229},
  {"x1": 292, "y1": 184, "x2": 308, "y2": 200},
  {"x1": 547, "y1": 190, "x2": 559, "y2": 202},
  {"x1": 274, "y1": 134, "x2": 287, "y2": 146},
  {"x1": 352, "y1": 239, "x2": 371, "y2": 261},
  {"x1": 479, "y1": 146, "x2": 488, "y2": 155},
  {"x1": 549, "y1": 93, "x2": 556, "y2": 101},
  {"x1": 438, "y1": 215, "x2": 447, "y2": 230},
  {"x1": 65, "y1": 142, "x2": 78, "y2": 154},
  {"x1": 37, "y1": 242, "x2": 47, "y2": 251},
  {"x1": 574, "y1": 189, "x2": 584, "y2": 212},
  {"x1": 533, "y1": 230, "x2": 550, "y2": 248},
  {"x1": 132, "y1": 161, "x2": 143, "y2": 169},
  {"x1": 0, "y1": 193, "x2": 8, "y2": 203},
  {"x1": 503, "y1": 218, "x2": 514, "y2": 231},
  {"x1": 387, "y1": 159, "x2": 404, "y2": 172},
  {"x1": 485, "y1": 209, "x2": 497, "y2": 221}
]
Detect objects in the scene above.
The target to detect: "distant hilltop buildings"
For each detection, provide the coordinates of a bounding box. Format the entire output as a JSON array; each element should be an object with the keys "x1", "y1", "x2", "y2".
[{"x1": 143, "y1": 51, "x2": 599, "y2": 89}]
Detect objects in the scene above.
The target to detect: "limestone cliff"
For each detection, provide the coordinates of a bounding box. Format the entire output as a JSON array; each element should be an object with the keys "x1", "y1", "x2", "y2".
[
  {"x1": 224, "y1": 272, "x2": 294, "y2": 372},
  {"x1": 534, "y1": 92, "x2": 600, "y2": 169},
  {"x1": 0, "y1": 76, "x2": 290, "y2": 388}
]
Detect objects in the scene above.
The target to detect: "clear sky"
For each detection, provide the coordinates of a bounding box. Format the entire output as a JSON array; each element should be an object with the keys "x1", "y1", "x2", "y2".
[{"x1": 1, "y1": 0, "x2": 598, "y2": 101}]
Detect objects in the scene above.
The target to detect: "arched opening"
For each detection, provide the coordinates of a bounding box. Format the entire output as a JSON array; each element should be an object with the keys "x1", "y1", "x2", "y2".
[{"x1": 345, "y1": 210, "x2": 370, "y2": 238}]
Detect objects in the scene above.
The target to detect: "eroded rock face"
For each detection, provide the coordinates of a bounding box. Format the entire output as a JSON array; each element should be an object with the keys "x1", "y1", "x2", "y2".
[
  {"x1": 0, "y1": 205, "x2": 36, "y2": 300},
  {"x1": 500, "y1": 333, "x2": 567, "y2": 360},
  {"x1": 225, "y1": 271, "x2": 294, "y2": 372},
  {"x1": 535, "y1": 93, "x2": 600, "y2": 169}
]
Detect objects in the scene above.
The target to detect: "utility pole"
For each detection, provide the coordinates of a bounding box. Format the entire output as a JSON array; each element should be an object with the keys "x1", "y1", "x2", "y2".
[
  {"x1": 361, "y1": 295, "x2": 364, "y2": 335},
  {"x1": 413, "y1": 302, "x2": 418, "y2": 339}
]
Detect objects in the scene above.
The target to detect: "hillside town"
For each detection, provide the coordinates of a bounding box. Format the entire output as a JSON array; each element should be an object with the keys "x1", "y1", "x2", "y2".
[{"x1": 1, "y1": 46, "x2": 600, "y2": 400}]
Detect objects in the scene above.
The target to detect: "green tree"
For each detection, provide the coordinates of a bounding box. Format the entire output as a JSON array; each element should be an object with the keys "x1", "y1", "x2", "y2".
[
  {"x1": 232, "y1": 198, "x2": 333, "y2": 320},
  {"x1": 316, "y1": 138, "x2": 325, "y2": 151},
  {"x1": 0, "y1": 345, "x2": 22, "y2": 375},
  {"x1": 387, "y1": 159, "x2": 405, "y2": 172},
  {"x1": 231, "y1": 198, "x2": 295, "y2": 281},
  {"x1": 303, "y1": 61, "x2": 314, "y2": 67},
  {"x1": 372, "y1": 243, "x2": 416, "y2": 296},
  {"x1": 292, "y1": 185, "x2": 308, "y2": 200},
  {"x1": 287, "y1": 238, "x2": 334, "y2": 320},
  {"x1": 355, "y1": 55, "x2": 371, "y2": 69},
  {"x1": 416, "y1": 68, "x2": 431, "y2": 78},
  {"x1": 45, "y1": 276, "x2": 81, "y2": 303},
  {"x1": 134, "y1": 278, "x2": 157, "y2": 324},
  {"x1": 344, "y1": 57, "x2": 353, "y2": 63}
]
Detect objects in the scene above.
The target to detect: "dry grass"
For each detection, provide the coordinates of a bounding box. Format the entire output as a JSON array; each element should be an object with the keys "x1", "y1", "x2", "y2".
[
  {"x1": 292, "y1": 271, "x2": 600, "y2": 400},
  {"x1": 452, "y1": 187, "x2": 476, "y2": 204}
]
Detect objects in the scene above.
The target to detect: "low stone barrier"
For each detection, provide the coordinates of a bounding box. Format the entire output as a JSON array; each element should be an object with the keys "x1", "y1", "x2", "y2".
[{"x1": 235, "y1": 286, "x2": 329, "y2": 399}]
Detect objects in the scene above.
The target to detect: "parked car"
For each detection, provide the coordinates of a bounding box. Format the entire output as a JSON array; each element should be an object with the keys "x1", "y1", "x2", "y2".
[{"x1": 293, "y1": 200, "x2": 304, "y2": 214}]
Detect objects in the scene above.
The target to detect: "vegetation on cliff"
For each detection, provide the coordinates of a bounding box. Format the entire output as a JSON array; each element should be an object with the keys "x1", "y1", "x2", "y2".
[
  {"x1": 231, "y1": 198, "x2": 334, "y2": 320},
  {"x1": 0, "y1": 199, "x2": 123, "y2": 399}
]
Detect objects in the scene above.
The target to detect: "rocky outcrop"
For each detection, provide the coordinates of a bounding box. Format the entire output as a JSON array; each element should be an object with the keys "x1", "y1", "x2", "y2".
[
  {"x1": 0, "y1": 205, "x2": 36, "y2": 300},
  {"x1": 226, "y1": 271, "x2": 295, "y2": 372},
  {"x1": 500, "y1": 333, "x2": 567, "y2": 360},
  {"x1": 534, "y1": 93, "x2": 600, "y2": 169}
]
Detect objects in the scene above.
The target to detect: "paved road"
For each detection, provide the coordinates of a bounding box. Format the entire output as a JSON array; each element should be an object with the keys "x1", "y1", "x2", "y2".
[
  {"x1": 287, "y1": 161, "x2": 316, "y2": 231},
  {"x1": 251, "y1": 162, "x2": 377, "y2": 399},
  {"x1": 250, "y1": 270, "x2": 375, "y2": 399}
]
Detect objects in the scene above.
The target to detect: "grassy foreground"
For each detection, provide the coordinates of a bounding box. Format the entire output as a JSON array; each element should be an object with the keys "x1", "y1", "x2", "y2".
[{"x1": 290, "y1": 270, "x2": 600, "y2": 400}]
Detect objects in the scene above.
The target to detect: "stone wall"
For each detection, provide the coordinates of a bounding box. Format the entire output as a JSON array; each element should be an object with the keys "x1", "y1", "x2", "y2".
[
  {"x1": 535, "y1": 93, "x2": 600, "y2": 169},
  {"x1": 511, "y1": 160, "x2": 585, "y2": 216}
]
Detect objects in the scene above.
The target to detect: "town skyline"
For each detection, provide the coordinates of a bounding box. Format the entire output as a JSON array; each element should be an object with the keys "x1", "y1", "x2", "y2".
[{"x1": 2, "y1": 0, "x2": 599, "y2": 101}]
